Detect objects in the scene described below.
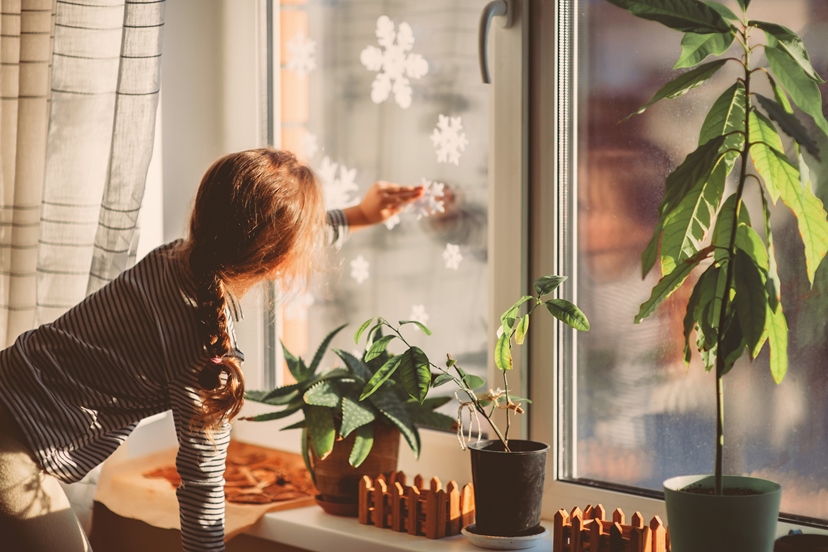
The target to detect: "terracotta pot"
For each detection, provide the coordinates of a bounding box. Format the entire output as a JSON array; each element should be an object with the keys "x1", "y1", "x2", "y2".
[{"x1": 311, "y1": 423, "x2": 400, "y2": 516}]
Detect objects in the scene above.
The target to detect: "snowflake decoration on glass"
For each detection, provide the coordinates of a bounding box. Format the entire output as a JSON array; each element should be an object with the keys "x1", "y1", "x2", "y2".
[
  {"x1": 301, "y1": 131, "x2": 319, "y2": 160},
  {"x1": 350, "y1": 255, "x2": 370, "y2": 284},
  {"x1": 384, "y1": 213, "x2": 401, "y2": 230},
  {"x1": 284, "y1": 292, "x2": 315, "y2": 321},
  {"x1": 431, "y1": 115, "x2": 469, "y2": 166},
  {"x1": 409, "y1": 178, "x2": 445, "y2": 220},
  {"x1": 360, "y1": 15, "x2": 429, "y2": 109},
  {"x1": 443, "y1": 243, "x2": 463, "y2": 270},
  {"x1": 408, "y1": 304, "x2": 430, "y2": 328},
  {"x1": 286, "y1": 33, "x2": 317, "y2": 74},
  {"x1": 318, "y1": 156, "x2": 359, "y2": 210}
]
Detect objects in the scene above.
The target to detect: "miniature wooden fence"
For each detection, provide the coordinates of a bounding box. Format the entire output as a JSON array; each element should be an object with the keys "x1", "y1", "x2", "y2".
[
  {"x1": 358, "y1": 471, "x2": 475, "y2": 539},
  {"x1": 554, "y1": 505, "x2": 670, "y2": 552}
]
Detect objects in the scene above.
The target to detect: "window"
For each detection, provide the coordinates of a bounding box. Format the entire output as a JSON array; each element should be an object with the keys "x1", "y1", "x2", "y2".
[{"x1": 532, "y1": 0, "x2": 828, "y2": 529}]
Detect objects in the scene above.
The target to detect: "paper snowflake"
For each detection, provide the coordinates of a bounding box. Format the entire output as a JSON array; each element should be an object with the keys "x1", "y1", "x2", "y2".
[
  {"x1": 360, "y1": 15, "x2": 429, "y2": 109},
  {"x1": 286, "y1": 34, "x2": 317, "y2": 74},
  {"x1": 384, "y1": 213, "x2": 401, "y2": 230},
  {"x1": 351, "y1": 255, "x2": 370, "y2": 284},
  {"x1": 301, "y1": 132, "x2": 319, "y2": 160},
  {"x1": 443, "y1": 243, "x2": 463, "y2": 270},
  {"x1": 408, "y1": 304, "x2": 430, "y2": 327},
  {"x1": 318, "y1": 156, "x2": 359, "y2": 210},
  {"x1": 410, "y1": 178, "x2": 445, "y2": 220},
  {"x1": 284, "y1": 292, "x2": 315, "y2": 321},
  {"x1": 431, "y1": 115, "x2": 469, "y2": 166}
]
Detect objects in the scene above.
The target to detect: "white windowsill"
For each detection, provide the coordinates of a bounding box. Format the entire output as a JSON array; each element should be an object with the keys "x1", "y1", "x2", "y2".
[{"x1": 244, "y1": 507, "x2": 554, "y2": 552}]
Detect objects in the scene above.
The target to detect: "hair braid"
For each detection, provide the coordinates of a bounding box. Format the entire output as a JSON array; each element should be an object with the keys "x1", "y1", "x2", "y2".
[{"x1": 189, "y1": 250, "x2": 245, "y2": 431}]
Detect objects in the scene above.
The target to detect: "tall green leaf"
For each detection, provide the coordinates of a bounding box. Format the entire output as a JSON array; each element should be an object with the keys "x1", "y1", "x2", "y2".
[
  {"x1": 369, "y1": 387, "x2": 419, "y2": 457},
  {"x1": 534, "y1": 275, "x2": 568, "y2": 296},
  {"x1": 683, "y1": 264, "x2": 708, "y2": 363},
  {"x1": 308, "y1": 323, "x2": 347, "y2": 375},
  {"x1": 626, "y1": 60, "x2": 728, "y2": 120},
  {"x1": 698, "y1": 82, "x2": 746, "y2": 147},
  {"x1": 545, "y1": 299, "x2": 591, "y2": 331},
  {"x1": 515, "y1": 314, "x2": 530, "y2": 345},
  {"x1": 766, "y1": 303, "x2": 788, "y2": 383},
  {"x1": 305, "y1": 405, "x2": 336, "y2": 460},
  {"x1": 733, "y1": 249, "x2": 768, "y2": 358},
  {"x1": 349, "y1": 424, "x2": 375, "y2": 468},
  {"x1": 662, "y1": 135, "x2": 727, "y2": 217},
  {"x1": 768, "y1": 75, "x2": 794, "y2": 114},
  {"x1": 642, "y1": 219, "x2": 663, "y2": 278},
  {"x1": 398, "y1": 346, "x2": 431, "y2": 403},
  {"x1": 364, "y1": 335, "x2": 396, "y2": 362},
  {"x1": 281, "y1": 341, "x2": 309, "y2": 382},
  {"x1": 696, "y1": 263, "x2": 728, "y2": 352},
  {"x1": 674, "y1": 30, "x2": 734, "y2": 69},
  {"x1": 705, "y1": 2, "x2": 738, "y2": 21},
  {"x1": 752, "y1": 134, "x2": 828, "y2": 284},
  {"x1": 605, "y1": 0, "x2": 732, "y2": 34},
  {"x1": 765, "y1": 45, "x2": 828, "y2": 137},
  {"x1": 354, "y1": 317, "x2": 375, "y2": 344},
  {"x1": 712, "y1": 193, "x2": 751, "y2": 263},
  {"x1": 735, "y1": 223, "x2": 769, "y2": 272},
  {"x1": 637, "y1": 246, "x2": 712, "y2": 323},
  {"x1": 752, "y1": 20, "x2": 825, "y2": 83},
  {"x1": 359, "y1": 355, "x2": 402, "y2": 401},
  {"x1": 660, "y1": 153, "x2": 729, "y2": 274},
  {"x1": 340, "y1": 391, "x2": 377, "y2": 439},
  {"x1": 719, "y1": 314, "x2": 746, "y2": 376},
  {"x1": 398, "y1": 320, "x2": 433, "y2": 335},
  {"x1": 500, "y1": 295, "x2": 534, "y2": 334},
  {"x1": 761, "y1": 194, "x2": 782, "y2": 311},
  {"x1": 494, "y1": 332, "x2": 512, "y2": 371},
  {"x1": 749, "y1": 110, "x2": 786, "y2": 204},
  {"x1": 754, "y1": 94, "x2": 820, "y2": 160}
]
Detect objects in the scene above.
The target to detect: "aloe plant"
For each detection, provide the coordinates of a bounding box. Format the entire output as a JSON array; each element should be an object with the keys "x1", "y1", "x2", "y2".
[
  {"x1": 242, "y1": 324, "x2": 456, "y2": 480},
  {"x1": 606, "y1": 0, "x2": 828, "y2": 494},
  {"x1": 355, "y1": 275, "x2": 589, "y2": 452}
]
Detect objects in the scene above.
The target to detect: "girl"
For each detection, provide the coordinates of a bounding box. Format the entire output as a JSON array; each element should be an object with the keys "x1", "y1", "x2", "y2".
[{"x1": 0, "y1": 149, "x2": 422, "y2": 552}]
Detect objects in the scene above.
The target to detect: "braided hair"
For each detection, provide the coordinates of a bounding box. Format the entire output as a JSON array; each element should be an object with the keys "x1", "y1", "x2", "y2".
[{"x1": 183, "y1": 149, "x2": 325, "y2": 431}]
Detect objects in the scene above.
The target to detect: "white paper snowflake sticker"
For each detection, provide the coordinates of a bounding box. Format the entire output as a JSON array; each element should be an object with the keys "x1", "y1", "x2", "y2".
[
  {"x1": 351, "y1": 255, "x2": 370, "y2": 284},
  {"x1": 286, "y1": 34, "x2": 317, "y2": 74},
  {"x1": 410, "y1": 178, "x2": 446, "y2": 220},
  {"x1": 431, "y1": 115, "x2": 469, "y2": 166},
  {"x1": 318, "y1": 156, "x2": 359, "y2": 210},
  {"x1": 360, "y1": 15, "x2": 429, "y2": 109},
  {"x1": 284, "y1": 292, "x2": 316, "y2": 321},
  {"x1": 384, "y1": 213, "x2": 401, "y2": 230},
  {"x1": 443, "y1": 244, "x2": 463, "y2": 270},
  {"x1": 409, "y1": 304, "x2": 430, "y2": 327},
  {"x1": 301, "y1": 131, "x2": 319, "y2": 160}
]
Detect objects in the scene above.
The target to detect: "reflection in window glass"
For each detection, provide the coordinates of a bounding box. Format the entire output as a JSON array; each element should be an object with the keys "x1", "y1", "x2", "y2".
[
  {"x1": 572, "y1": 0, "x2": 828, "y2": 521},
  {"x1": 277, "y1": 1, "x2": 490, "y2": 402}
]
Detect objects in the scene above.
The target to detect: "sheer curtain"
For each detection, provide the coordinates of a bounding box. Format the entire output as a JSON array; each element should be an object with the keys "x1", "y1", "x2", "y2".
[{"x1": 0, "y1": 0, "x2": 164, "y2": 348}]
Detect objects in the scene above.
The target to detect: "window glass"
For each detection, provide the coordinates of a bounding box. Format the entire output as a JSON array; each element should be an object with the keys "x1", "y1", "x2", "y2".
[
  {"x1": 278, "y1": 1, "x2": 490, "y2": 399},
  {"x1": 570, "y1": 0, "x2": 828, "y2": 522}
]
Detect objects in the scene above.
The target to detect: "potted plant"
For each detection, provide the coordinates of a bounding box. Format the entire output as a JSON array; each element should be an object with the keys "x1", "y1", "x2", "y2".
[
  {"x1": 242, "y1": 324, "x2": 456, "y2": 516},
  {"x1": 354, "y1": 275, "x2": 589, "y2": 539},
  {"x1": 605, "y1": 0, "x2": 828, "y2": 550}
]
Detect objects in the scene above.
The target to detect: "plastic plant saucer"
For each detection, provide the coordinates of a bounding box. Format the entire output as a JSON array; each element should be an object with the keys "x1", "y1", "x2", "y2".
[{"x1": 461, "y1": 524, "x2": 548, "y2": 550}]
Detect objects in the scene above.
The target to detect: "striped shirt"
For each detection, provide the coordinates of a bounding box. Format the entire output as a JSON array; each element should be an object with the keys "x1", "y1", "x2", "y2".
[{"x1": 0, "y1": 210, "x2": 349, "y2": 551}]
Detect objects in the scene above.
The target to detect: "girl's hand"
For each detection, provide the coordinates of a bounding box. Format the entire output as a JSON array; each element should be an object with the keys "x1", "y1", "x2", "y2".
[{"x1": 343, "y1": 181, "x2": 424, "y2": 230}]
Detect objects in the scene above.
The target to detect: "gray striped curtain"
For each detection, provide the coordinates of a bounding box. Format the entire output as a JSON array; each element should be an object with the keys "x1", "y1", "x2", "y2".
[{"x1": 0, "y1": 0, "x2": 164, "y2": 347}]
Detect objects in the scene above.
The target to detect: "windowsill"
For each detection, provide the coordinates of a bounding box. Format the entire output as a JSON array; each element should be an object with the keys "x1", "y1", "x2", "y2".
[{"x1": 244, "y1": 506, "x2": 554, "y2": 552}]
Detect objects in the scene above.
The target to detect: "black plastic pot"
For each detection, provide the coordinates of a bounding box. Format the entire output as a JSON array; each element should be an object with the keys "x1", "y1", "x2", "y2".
[{"x1": 467, "y1": 439, "x2": 549, "y2": 537}]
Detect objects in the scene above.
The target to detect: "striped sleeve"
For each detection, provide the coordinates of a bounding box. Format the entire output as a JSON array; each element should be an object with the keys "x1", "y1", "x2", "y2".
[
  {"x1": 169, "y1": 373, "x2": 229, "y2": 552},
  {"x1": 326, "y1": 209, "x2": 350, "y2": 249}
]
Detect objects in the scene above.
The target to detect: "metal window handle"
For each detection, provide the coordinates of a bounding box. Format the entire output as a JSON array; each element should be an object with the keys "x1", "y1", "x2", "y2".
[{"x1": 478, "y1": 0, "x2": 513, "y2": 84}]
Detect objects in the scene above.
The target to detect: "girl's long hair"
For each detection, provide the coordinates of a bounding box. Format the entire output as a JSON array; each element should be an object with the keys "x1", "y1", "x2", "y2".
[{"x1": 182, "y1": 149, "x2": 325, "y2": 431}]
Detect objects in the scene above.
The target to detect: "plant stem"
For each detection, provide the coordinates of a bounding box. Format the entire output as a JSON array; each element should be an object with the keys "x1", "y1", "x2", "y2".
[{"x1": 713, "y1": 25, "x2": 753, "y2": 496}]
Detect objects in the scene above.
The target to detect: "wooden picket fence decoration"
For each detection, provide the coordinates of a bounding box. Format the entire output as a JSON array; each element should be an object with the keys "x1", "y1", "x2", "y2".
[
  {"x1": 358, "y1": 471, "x2": 475, "y2": 539},
  {"x1": 554, "y1": 505, "x2": 670, "y2": 552}
]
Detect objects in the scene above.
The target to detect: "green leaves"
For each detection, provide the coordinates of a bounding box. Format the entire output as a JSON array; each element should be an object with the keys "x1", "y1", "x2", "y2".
[
  {"x1": 637, "y1": 246, "x2": 712, "y2": 323},
  {"x1": 626, "y1": 60, "x2": 728, "y2": 120},
  {"x1": 766, "y1": 303, "x2": 788, "y2": 383},
  {"x1": 752, "y1": 20, "x2": 825, "y2": 84},
  {"x1": 534, "y1": 275, "x2": 567, "y2": 296},
  {"x1": 733, "y1": 249, "x2": 767, "y2": 358},
  {"x1": 545, "y1": 299, "x2": 591, "y2": 331},
  {"x1": 349, "y1": 425, "x2": 374, "y2": 468},
  {"x1": 754, "y1": 94, "x2": 820, "y2": 160},
  {"x1": 495, "y1": 332, "x2": 512, "y2": 371},
  {"x1": 398, "y1": 320, "x2": 433, "y2": 335},
  {"x1": 359, "y1": 355, "x2": 402, "y2": 401},
  {"x1": 515, "y1": 314, "x2": 530, "y2": 345},
  {"x1": 674, "y1": 30, "x2": 734, "y2": 69},
  {"x1": 306, "y1": 406, "x2": 335, "y2": 460},
  {"x1": 605, "y1": 0, "x2": 732, "y2": 34},
  {"x1": 765, "y1": 44, "x2": 828, "y2": 137},
  {"x1": 365, "y1": 335, "x2": 396, "y2": 362},
  {"x1": 397, "y1": 346, "x2": 431, "y2": 403}
]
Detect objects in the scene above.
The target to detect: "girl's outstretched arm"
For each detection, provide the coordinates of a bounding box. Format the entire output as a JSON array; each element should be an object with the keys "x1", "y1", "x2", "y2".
[{"x1": 342, "y1": 181, "x2": 424, "y2": 231}]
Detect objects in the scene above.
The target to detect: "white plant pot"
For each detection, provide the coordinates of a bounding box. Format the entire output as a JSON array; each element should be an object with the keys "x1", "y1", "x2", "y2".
[{"x1": 664, "y1": 475, "x2": 782, "y2": 552}]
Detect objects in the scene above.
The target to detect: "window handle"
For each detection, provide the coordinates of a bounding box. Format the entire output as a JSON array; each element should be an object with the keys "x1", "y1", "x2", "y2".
[{"x1": 478, "y1": 0, "x2": 513, "y2": 84}]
